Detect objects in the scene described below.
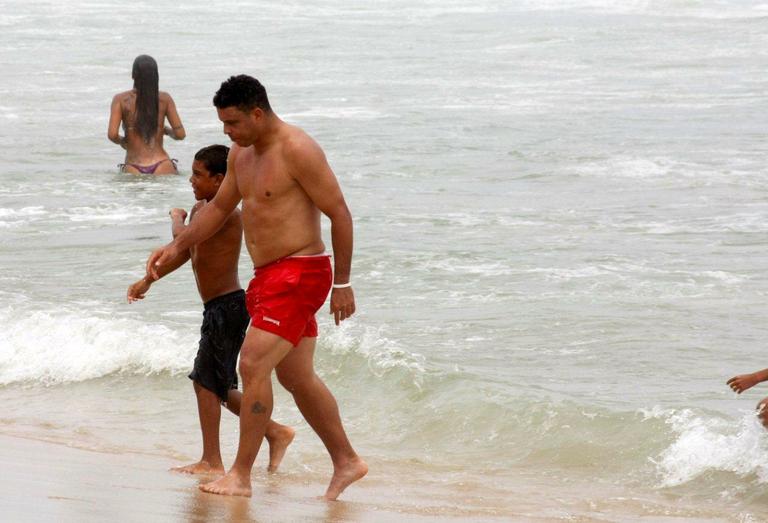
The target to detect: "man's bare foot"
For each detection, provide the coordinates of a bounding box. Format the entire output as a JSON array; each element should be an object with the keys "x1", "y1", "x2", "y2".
[
  {"x1": 199, "y1": 471, "x2": 252, "y2": 497},
  {"x1": 266, "y1": 425, "x2": 295, "y2": 472},
  {"x1": 171, "y1": 460, "x2": 225, "y2": 475},
  {"x1": 324, "y1": 457, "x2": 368, "y2": 501}
]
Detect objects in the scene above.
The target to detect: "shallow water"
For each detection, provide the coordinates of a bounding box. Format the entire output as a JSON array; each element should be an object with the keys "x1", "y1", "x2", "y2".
[{"x1": 1, "y1": 0, "x2": 768, "y2": 520}]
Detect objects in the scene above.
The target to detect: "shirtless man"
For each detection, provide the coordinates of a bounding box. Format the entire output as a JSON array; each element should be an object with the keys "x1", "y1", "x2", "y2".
[
  {"x1": 128, "y1": 144, "x2": 294, "y2": 475},
  {"x1": 146, "y1": 75, "x2": 367, "y2": 499}
]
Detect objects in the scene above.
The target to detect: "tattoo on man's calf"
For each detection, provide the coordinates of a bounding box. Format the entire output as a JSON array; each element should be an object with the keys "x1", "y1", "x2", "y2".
[{"x1": 251, "y1": 401, "x2": 266, "y2": 415}]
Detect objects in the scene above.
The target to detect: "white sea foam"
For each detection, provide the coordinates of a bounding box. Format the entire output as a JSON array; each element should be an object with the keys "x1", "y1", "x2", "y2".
[
  {"x1": 283, "y1": 107, "x2": 384, "y2": 120},
  {"x1": 0, "y1": 206, "x2": 47, "y2": 218},
  {"x1": 644, "y1": 407, "x2": 768, "y2": 487},
  {"x1": 0, "y1": 206, "x2": 47, "y2": 228},
  {"x1": 0, "y1": 305, "x2": 197, "y2": 385},
  {"x1": 515, "y1": 0, "x2": 768, "y2": 19},
  {"x1": 320, "y1": 323, "x2": 426, "y2": 388},
  {"x1": 57, "y1": 204, "x2": 160, "y2": 224}
]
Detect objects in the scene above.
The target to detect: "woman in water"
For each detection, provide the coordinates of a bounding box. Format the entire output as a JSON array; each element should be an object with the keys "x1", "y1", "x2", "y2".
[{"x1": 108, "y1": 55, "x2": 185, "y2": 174}]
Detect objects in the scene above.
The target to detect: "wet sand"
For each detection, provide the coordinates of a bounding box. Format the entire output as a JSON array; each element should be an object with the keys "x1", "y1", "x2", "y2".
[
  {"x1": 0, "y1": 434, "x2": 519, "y2": 522},
  {"x1": 2, "y1": 431, "x2": 762, "y2": 522}
]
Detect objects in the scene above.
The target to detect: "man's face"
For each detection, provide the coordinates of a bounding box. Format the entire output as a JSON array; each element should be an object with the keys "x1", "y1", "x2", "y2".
[
  {"x1": 217, "y1": 106, "x2": 261, "y2": 146},
  {"x1": 189, "y1": 160, "x2": 222, "y2": 201}
]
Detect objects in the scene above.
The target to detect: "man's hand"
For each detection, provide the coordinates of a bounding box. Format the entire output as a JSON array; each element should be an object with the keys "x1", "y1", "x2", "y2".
[
  {"x1": 330, "y1": 287, "x2": 356, "y2": 326},
  {"x1": 727, "y1": 373, "x2": 761, "y2": 394},
  {"x1": 146, "y1": 243, "x2": 180, "y2": 280},
  {"x1": 127, "y1": 277, "x2": 152, "y2": 303},
  {"x1": 170, "y1": 208, "x2": 187, "y2": 221}
]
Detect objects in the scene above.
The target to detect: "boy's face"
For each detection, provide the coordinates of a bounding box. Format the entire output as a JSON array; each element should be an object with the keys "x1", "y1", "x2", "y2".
[{"x1": 189, "y1": 160, "x2": 222, "y2": 201}]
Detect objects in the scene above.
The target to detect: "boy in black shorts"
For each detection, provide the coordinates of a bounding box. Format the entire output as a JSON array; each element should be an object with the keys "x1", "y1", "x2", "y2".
[{"x1": 127, "y1": 145, "x2": 294, "y2": 474}]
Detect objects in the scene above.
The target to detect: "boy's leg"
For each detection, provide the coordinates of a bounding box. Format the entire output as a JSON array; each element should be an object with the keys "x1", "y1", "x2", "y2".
[
  {"x1": 225, "y1": 389, "x2": 295, "y2": 471},
  {"x1": 275, "y1": 336, "x2": 367, "y2": 500},
  {"x1": 199, "y1": 327, "x2": 293, "y2": 496},
  {"x1": 172, "y1": 381, "x2": 224, "y2": 474}
]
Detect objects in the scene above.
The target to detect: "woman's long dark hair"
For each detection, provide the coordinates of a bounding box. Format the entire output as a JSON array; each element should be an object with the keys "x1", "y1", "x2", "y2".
[{"x1": 131, "y1": 55, "x2": 159, "y2": 144}]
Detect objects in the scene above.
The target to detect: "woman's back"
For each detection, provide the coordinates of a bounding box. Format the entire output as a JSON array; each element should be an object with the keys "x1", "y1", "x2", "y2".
[{"x1": 108, "y1": 55, "x2": 185, "y2": 175}]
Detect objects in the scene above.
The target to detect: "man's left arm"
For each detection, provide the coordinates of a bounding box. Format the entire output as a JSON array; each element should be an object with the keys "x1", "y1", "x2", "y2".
[{"x1": 291, "y1": 138, "x2": 355, "y2": 325}]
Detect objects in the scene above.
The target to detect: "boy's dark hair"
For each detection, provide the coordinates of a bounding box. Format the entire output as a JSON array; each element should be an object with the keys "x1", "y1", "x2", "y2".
[
  {"x1": 213, "y1": 75, "x2": 272, "y2": 113},
  {"x1": 194, "y1": 145, "x2": 230, "y2": 176}
]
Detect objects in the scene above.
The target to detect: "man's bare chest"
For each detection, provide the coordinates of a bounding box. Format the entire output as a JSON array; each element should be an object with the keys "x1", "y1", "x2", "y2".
[{"x1": 235, "y1": 155, "x2": 296, "y2": 203}]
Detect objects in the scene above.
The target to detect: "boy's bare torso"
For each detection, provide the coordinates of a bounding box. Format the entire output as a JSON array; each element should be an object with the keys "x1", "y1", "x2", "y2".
[{"x1": 188, "y1": 204, "x2": 243, "y2": 303}]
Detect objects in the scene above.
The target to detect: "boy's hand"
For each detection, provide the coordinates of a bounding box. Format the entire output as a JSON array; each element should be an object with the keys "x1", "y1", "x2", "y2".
[
  {"x1": 170, "y1": 208, "x2": 187, "y2": 221},
  {"x1": 727, "y1": 373, "x2": 760, "y2": 394},
  {"x1": 127, "y1": 277, "x2": 152, "y2": 303}
]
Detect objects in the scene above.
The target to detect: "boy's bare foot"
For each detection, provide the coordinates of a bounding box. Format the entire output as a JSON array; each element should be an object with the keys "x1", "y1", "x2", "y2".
[
  {"x1": 199, "y1": 471, "x2": 252, "y2": 497},
  {"x1": 324, "y1": 457, "x2": 368, "y2": 501},
  {"x1": 266, "y1": 425, "x2": 295, "y2": 472},
  {"x1": 171, "y1": 460, "x2": 225, "y2": 475}
]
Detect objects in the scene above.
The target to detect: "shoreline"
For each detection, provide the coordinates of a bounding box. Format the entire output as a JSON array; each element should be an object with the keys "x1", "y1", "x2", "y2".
[
  {"x1": 1, "y1": 430, "x2": 760, "y2": 522},
  {"x1": 0, "y1": 433, "x2": 519, "y2": 522}
]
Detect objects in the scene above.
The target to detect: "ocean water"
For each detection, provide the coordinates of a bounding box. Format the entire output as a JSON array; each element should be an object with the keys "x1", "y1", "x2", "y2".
[{"x1": 1, "y1": 0, "x2": 768, "y2": 519}]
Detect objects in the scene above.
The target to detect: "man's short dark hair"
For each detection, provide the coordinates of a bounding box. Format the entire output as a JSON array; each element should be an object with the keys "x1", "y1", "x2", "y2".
[
  {"x1": 213, "y1": 75, "x2": 272, "y2": 113},
  {"x1": 194, "y1": 145, "x2": 230, "y2": 176}
]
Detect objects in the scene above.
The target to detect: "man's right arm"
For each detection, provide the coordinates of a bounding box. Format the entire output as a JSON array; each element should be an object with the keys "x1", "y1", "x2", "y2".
[{"x1": 146, "y1": 147, "x2": 242, "y2": 278}]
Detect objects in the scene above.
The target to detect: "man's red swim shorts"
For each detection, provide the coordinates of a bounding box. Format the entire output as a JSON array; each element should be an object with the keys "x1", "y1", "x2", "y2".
[{"x1": 245, "y1": 254, "x2": 333, "y2": 346}]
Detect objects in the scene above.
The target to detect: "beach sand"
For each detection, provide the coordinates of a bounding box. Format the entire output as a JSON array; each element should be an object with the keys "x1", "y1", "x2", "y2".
[
  {"x1": 1, "y1": 431, "x2": 752, "y2": 522},
  {"x1": 0, "y1": 434, "x2": 525, "y2": 522}
]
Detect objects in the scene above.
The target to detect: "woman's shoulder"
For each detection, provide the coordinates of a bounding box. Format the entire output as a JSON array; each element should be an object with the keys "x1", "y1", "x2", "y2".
[{"x1": 112, "y1": 89, "x2": 134, "y2": 102}]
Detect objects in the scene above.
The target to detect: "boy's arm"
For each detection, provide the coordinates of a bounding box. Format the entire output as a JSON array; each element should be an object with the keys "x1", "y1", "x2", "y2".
[
  {"x1": 727, "y1": 369, "x2": 768, "y2": 394},
  {"x1": 127, "y1": 249, "x2": 191, "y2": 303},
  {"x1": 154, "y1": 207, "x2": 194, "y2": 276},
  {"x1": 127, "y1": 207, "x2": 194, "y2": 303}
]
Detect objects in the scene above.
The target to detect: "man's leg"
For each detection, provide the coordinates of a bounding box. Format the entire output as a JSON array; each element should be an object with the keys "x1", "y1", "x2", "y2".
[
  {"x1": 199, "y1": 327, "x2": 293, "y2": 496},
  {"x1": 225, "y1": 389, "x2": 295, "y2": 472},
  {"x1": 172, "y1": 381, "x2": 225, "y2": 474},
  {"x1": 275, "y1": 336, "x2": 367, "y2": 500}
]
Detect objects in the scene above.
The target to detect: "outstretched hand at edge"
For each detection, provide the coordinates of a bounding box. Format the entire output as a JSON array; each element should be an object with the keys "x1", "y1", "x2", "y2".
[{"x1": 727, "y1": 373, "x2": 760, "y2": 394}]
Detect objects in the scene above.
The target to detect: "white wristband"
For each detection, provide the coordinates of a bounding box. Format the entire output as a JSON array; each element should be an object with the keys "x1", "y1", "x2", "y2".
[{"x1": 332, "y1": 282, "x2": 352, "y2": 289}]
